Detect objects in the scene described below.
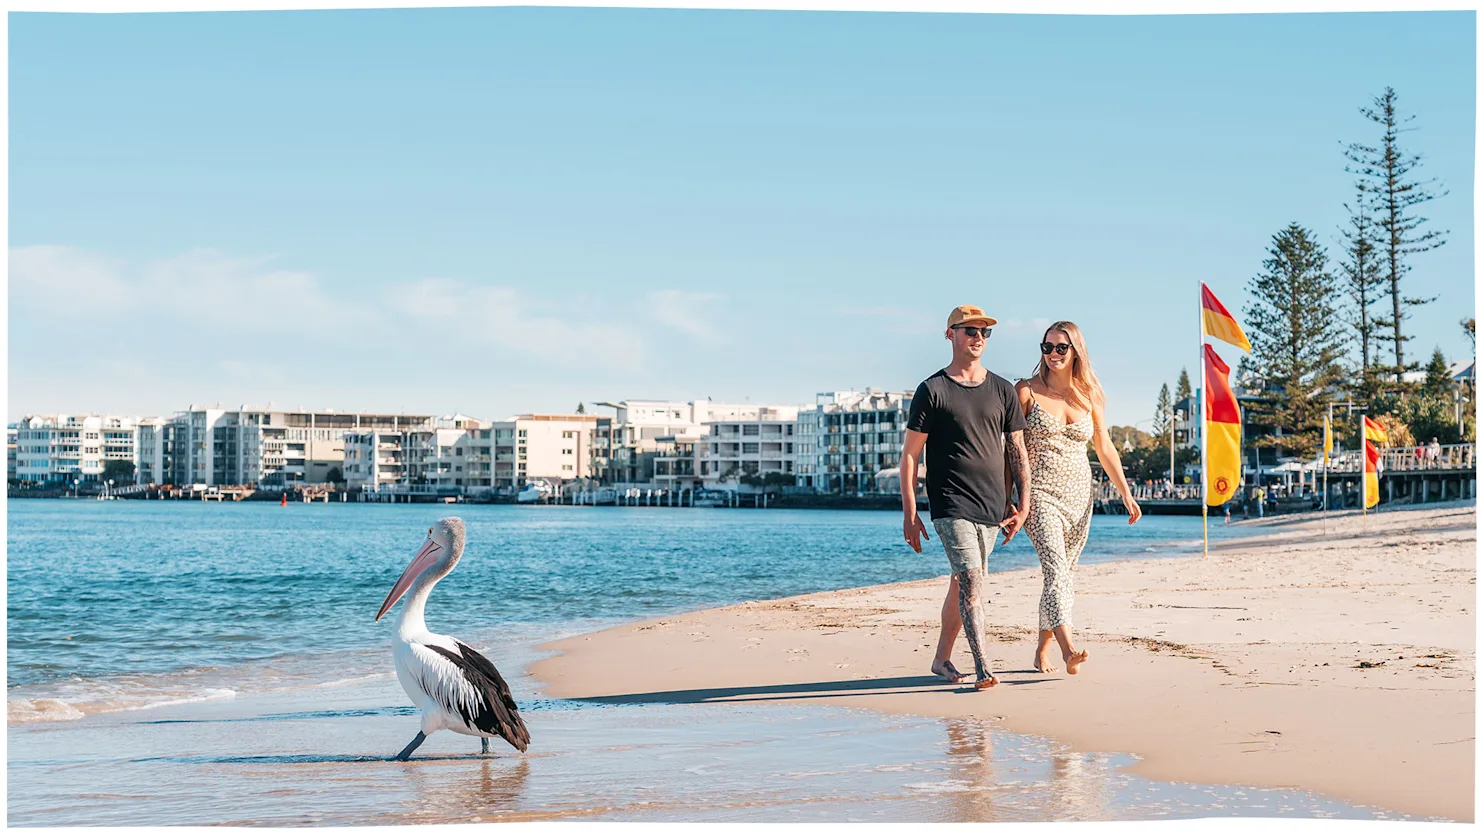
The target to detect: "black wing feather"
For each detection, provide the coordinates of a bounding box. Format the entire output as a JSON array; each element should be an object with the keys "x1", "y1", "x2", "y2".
[{"x1": 427, "y1": 642, "x2": 531, "y2": 752}]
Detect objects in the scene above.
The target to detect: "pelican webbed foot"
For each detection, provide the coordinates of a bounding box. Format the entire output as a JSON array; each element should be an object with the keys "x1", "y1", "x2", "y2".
[{"x1": 481, "y1": 737, "x2": 490, "y2": 755}]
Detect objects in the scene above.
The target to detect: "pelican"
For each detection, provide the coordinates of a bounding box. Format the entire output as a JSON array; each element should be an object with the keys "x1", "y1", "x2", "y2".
[{"x1": 375, "y1": 517, "x2": 530, "y2": 761}]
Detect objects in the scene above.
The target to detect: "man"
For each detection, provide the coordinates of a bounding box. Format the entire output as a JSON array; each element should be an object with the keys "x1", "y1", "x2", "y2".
[{"x1": 901, "y1": 304, "x2": 1031, "y2": 691}]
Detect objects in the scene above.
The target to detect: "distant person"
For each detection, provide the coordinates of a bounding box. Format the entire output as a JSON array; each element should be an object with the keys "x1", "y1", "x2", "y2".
[
  {"x1": 1429, "y1": 437, "x2": 1442, "y2": 468},
  {"x1": 901, "y1": 304, "x2": 1030, "y2": 691},
  {"x1": 1014, "y1": 321, "x2": 1141, "y2": 675},
  {"x1": 1253, "y1": 485, "x2": 1266, "y2": 518}
]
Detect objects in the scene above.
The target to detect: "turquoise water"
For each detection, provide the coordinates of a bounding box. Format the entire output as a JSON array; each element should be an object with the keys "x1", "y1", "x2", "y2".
[
  {"x1": 7, "y1": 500, "x2": 1428, "y2": 825},
  {"x1": 8, "y1": 500, "x2": 1252, "y2": 717}
]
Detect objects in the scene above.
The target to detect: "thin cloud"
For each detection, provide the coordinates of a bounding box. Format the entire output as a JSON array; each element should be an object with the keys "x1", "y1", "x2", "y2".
[
  {"x1": 393, "y1": 277, "x2": 646, "y2": 370},
  {"x1": 645, "y1": 290, "x2": 728, "y2": 344}
]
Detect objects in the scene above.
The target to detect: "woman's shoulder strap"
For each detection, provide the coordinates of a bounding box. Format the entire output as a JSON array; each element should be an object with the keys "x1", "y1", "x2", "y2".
[{"x1": 1016, "y1": 377, "x2": 1038, "y2": 404}]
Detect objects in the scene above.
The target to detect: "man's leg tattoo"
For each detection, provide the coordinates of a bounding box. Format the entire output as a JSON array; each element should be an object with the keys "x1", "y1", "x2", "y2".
[{"x1": 956, "y1": 567, "x2": 992, "y2": 681}]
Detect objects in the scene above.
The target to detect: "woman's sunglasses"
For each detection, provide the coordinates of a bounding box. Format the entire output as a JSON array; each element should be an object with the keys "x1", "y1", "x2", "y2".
[
  {"x1": 952, "y1": 325, "x2": 992, "y2": 338},
  {"x1": 1040, "y1": 342, "x2": 1072, "y2": 356}
]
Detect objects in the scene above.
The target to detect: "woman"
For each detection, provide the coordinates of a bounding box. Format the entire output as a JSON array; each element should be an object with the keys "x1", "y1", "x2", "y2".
[{"x1": 1015, "y1": 321, "x2": 1141, "y2": 674}]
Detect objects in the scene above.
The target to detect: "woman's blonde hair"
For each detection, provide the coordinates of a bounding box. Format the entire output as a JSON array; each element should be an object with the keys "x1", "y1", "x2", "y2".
[{"x1": 1034, "y1": 321, "x2": 1105, "y2": 411}]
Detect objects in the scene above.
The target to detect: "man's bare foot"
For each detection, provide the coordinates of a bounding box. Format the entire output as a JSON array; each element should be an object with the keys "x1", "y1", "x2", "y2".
[
  {"x1": 931, "y1": 659, "x2": 968, "y2": 683},
  {"x1": 1065, "y1": 649, "x2": 1089, "y2": 675},
  {"x1": 973, "y1": 675, "x2": 998, "y2": 691},
  {"x1": 1033, "y1": 651, "x2": 1058, "y2": 674}
]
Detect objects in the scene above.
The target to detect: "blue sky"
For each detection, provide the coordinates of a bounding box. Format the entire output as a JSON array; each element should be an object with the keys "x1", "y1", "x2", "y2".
[{"x1": 9, "y1": 8, "x2": 1475, "y2": 426}]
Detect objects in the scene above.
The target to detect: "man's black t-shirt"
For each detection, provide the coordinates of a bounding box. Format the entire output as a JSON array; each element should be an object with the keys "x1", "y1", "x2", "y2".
[{"x1": 906, "y1": 369, "x2": 1026, "y2": 527}]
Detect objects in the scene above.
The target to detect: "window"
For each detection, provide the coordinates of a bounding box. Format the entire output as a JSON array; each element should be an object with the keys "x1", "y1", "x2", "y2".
[
  {"x1": 742, "y1": 425, "x2": 759, "y2": 436},
  {"x1": 562, "y1": 464, "x2": 573, "y2": 471},
  {"x1": 455, "y1": 448, "x2": 463, "y2": 456},
  {"x1": 562, "y1": 431, "x2": 575, "y2": 439},
  {"x1": 742, "y1": 443, "x2": 759, "y2": 454},
  {"x1": 562, "y1": 448, "x2": 573, "y2": 455}
]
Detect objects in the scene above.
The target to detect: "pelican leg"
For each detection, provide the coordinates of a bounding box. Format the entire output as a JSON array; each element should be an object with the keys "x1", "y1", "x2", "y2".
[
  {"x1": 481, "y1": 737, "x2": 490, "y2": 755},
  {"x1": 395, "y1": 731, "x2": 427, "y2": 762}
]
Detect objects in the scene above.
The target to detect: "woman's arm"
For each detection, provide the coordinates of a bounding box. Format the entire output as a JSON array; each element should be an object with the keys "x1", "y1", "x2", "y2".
[{"x1": 1089, "y1": 391, "x2": 1141, "y2": 524}]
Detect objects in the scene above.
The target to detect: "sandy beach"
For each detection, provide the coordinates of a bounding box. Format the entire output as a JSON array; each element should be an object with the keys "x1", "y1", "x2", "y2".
[{"x1": 532, "y1": 501, "x2": 1477, "y2": 822}]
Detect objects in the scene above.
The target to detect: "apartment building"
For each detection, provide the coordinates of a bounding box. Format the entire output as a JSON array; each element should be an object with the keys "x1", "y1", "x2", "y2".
[
  {"x1": 697, "y1": 405, "x2": 800, "y2": 491},
  {"x1": 13, "y1": 414, "x2": 142, "y2": 484},
  {"x1": 161, "y1": 406, "x2": 437, "y2": 487},
  {"x1": 591, "y1": 400, "x2": 702, "y2": 485},
  {"x1": 795, "y1": 388, "x2": 914, "y2": 494},
  {"x1": 344, "y1": 415, "x2": 492, "y2": 494},
  {"x1": 492, "y1": 414, "x2": 598, "y2": 491},
  {"x1": 594, "y1": 400, "x2": 776, "y2": 486},
  {"x1": 7, "y1": 426, "x2": 18, "y2": 482},
  {"x1": 135, "y1": 417, "x2": 172, "y2": 486}
]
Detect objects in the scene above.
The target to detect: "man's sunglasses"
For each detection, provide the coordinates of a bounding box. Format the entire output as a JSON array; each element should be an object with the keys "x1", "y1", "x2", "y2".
[
  {"x1": 1040, "y1": 342, "x2": 1072, "y2": 356},
  {"x1": 952, "y1": 325, "x2": 993, "y2": 338}
]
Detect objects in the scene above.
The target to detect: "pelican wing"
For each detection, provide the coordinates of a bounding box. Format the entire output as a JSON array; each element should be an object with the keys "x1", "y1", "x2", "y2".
[{"x1": 422, "y1": 641, "x2": 530, "y2": 752}]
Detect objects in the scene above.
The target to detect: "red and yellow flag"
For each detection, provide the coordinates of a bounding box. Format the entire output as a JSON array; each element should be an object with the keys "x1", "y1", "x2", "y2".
[
  {"x1": 1202, "y1": 344, "x2": 1241, "y2": 507},
  {"x1": 1201, "y1": 282, "x2": 1252, "y2": 353},
  {"x1": 1363, "y1": 416, "x2": 1386, "y2": 508}
]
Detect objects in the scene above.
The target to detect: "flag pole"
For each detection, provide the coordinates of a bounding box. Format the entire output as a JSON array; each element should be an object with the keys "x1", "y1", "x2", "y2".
[
  {"x1": 1322, "y1": 402, "x2": 1330, "y2": 536},
  {"x1": 1361, "y1": 411, "x2": 1368, "y2": 533},
  {"x1": 1200, "y1": 288, "x2": 1209, "y2": 558}
]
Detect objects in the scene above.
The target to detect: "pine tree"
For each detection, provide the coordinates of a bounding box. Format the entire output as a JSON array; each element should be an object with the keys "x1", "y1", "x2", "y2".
[
  {"x1": 1338, "y1": 182, "x2": 1386, "y2": 397},
  {"x1": 1243, "y1": 223, "x2": 1349, "y2": 456},
  {"x1": 1153, "y1": 384, "x2": 1172, "y2": 446},
  {"x1": 1344, "y1": 87, "x2": 1449, "y2": 382},
  {"x1": 576, "y1": 402, "x2": 586, "y2": 414},
  {"x1": 1176, "y1": 368, "x2": 1192, "y2": 403},
  {"x1": 1463, "y1": 318, "x2": 1475, "y2": 354},
  {"x1": 1423, "y1": 347, "x2": 1451, "y2": 398}
]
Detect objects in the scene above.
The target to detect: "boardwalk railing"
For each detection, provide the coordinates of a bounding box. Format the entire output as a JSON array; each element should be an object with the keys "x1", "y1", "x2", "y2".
[
  {"x1": 1094, "y1": 442, "x2": 1475, "y2": 504},
  {"x1": 1322, "y1": 443, "x2": 1474, "y2": 474},
  {"x1": 1095, "y1": 483, "x2": 1201, "y2": 502}
]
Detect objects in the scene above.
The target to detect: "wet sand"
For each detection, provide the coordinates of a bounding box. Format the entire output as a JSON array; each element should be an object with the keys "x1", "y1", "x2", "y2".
[
  {"x1": 8, "y1": 656, "x2": 1421, "y2": 825},
  {"x1": 532, "y1": 501, "x2": 1477, "y2": 822}
]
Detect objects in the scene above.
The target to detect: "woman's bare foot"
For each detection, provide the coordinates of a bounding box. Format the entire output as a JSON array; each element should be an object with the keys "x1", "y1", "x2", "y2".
[
  {"x1": 931, "y1": 659, "x2": 968, "y2": 683},
  {"x1": 1033, "y1": 650, "x2": 1058, "y2": 674},
  {"x1": 1065, "y1": 649, "x2": 1089, "y2": 675},
  {"x1": 973, "y1": 675, "x2": 998, "y2": 691}
]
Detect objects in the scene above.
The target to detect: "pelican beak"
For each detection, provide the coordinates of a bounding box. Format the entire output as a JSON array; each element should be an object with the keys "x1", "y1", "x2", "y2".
[{"x1": 376, "y1": 538, "x2": 443, "y2": 621}]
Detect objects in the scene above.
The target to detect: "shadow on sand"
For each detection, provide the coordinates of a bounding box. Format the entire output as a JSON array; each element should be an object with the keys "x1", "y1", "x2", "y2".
[{"x1": 569, "y1": 672, "x2": 1055, "y2": 707}]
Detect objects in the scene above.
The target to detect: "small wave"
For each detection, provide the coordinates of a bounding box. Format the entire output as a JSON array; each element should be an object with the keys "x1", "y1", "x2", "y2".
[
  {"x1": 7, "y1": 688, "x2": 238, "y2": 724},
  {"x1": 8, "y1": 698, "x2": 85, "y2": 723},
  {"x1": 112, "y1": 688, "x2": 238, "y2": 713}
]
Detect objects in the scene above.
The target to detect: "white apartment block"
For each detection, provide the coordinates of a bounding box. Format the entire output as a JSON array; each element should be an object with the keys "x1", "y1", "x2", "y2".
[
  {"x1": 13, "y1": 414, "x2": 143, "y2": 484},
  {"x1": 135, "y1": 417, "x2": 170, "y2": 486},
  {"x1": 592, "y1": 400, "x2": 702, "y2": 484},
  {"x1": 344, "y1": 415, "x2": 492, "y2": 494},
  {"x1": 795, "y1": 388, "x2": 914, "y2": 495},
  {"x1": 163, "y1": 406, "x2": 436, "y2": 487},
  {"x1": 597, "y1": 400, "x2": 782, "y2": 486},
  {"x1": 492, "y1": 414, "x2": 598, "y2": 491},
  {"x1": 697, "y1": 405, "x2": 800, "y2": 492},
  {"x1": 7, "y1": 426, "x2": 17, "y2": 482}
]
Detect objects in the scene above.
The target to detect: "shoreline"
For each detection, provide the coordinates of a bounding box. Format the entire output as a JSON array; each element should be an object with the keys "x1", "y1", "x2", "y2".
[{"x1": 530, "y1": 500, "x2": 1477, "y2": 822}]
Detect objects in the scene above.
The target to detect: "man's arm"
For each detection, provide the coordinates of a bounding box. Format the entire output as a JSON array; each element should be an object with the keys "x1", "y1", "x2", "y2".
[
  {"x1": 901, "y1": 429, "x2": 929, "y2": 552},
  {"x1": 1001, "y1": 429, "x2": 1032, "y2": 541}
]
